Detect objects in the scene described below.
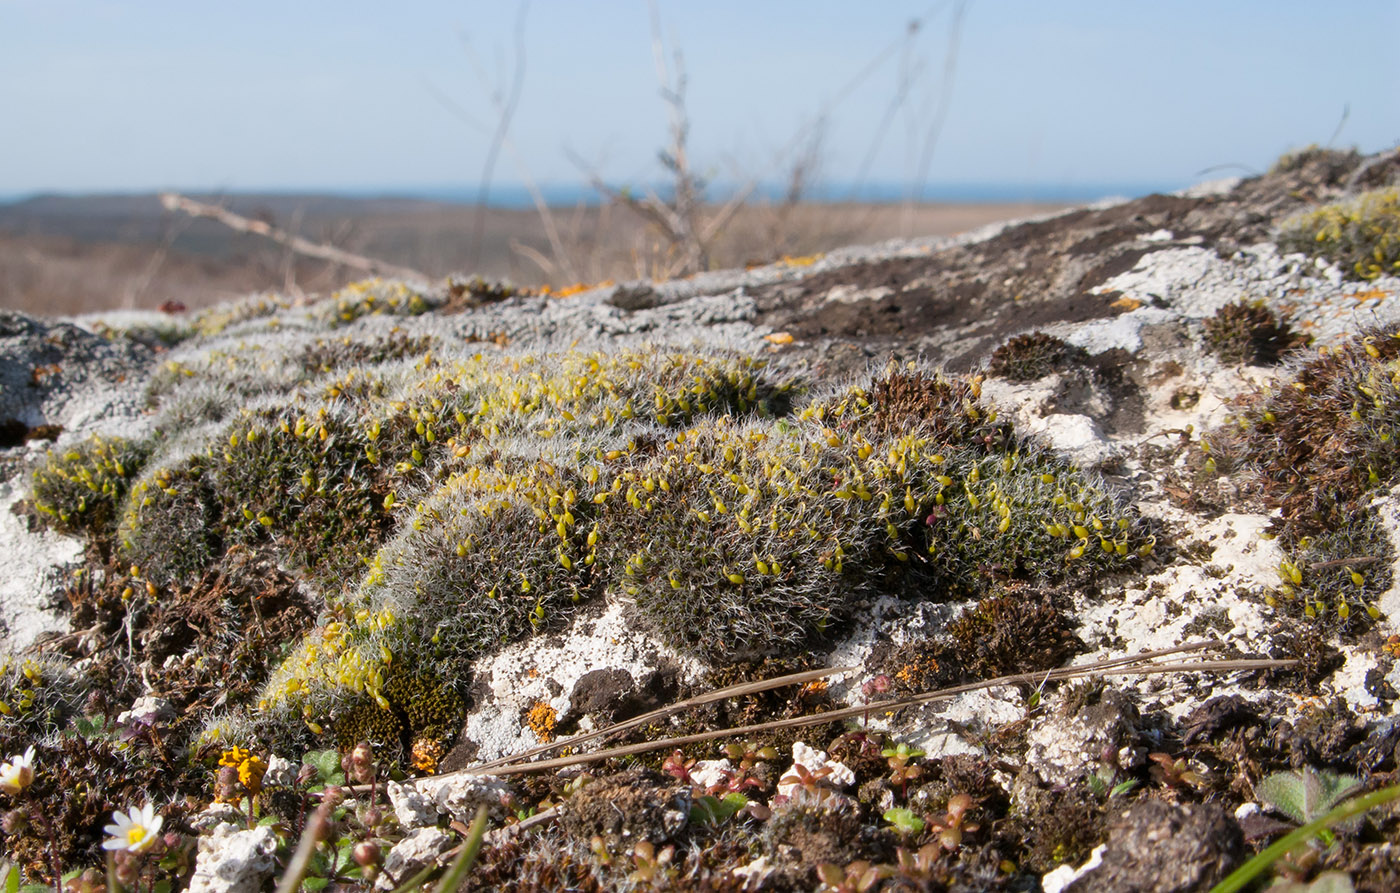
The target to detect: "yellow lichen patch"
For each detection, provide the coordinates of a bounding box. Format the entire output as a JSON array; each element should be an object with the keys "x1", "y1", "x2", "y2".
[
  {"x1": 411, "y1": 737, "x2": 445, "y2": 774},
  {"x1": 764, "y1": 332, "x2": 795, "y2": 345},
  {"x1": 526, "y1": 700, "x2": 558, "y2": 743},
  {"x1": 780, "y1": 253, "x2": 823, "y2": 267},
  {"x1": 1350, "y1": 287, "x2": 1391, "y2": 304}
]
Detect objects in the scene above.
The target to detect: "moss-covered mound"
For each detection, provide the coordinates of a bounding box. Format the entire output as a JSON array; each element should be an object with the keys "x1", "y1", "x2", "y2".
[
  {"x1": 1208, "y1": 327, "x2": 1400, "y2": 621},
  {"x1": 29, "y1": 283, "x2": 1153, "y2": 755},
  {"x1": 1279, "y1": 187, "x2": 1400, "y2": 281},
  {"x1": 239, "y1": 358, "x2": 1149, "y2": 747}
]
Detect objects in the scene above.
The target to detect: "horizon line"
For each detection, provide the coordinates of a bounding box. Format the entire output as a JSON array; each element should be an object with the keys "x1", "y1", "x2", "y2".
[{"x1": 0, "y1": 176, "x2": 1199, "y2": 208}]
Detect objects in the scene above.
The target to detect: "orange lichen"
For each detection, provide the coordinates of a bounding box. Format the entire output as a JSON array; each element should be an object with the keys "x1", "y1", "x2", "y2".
[
  {"x1": 411, "y1": 737, "x2": 445, "y2": 774},
  {"x1": 542, "y1": 280, "x2": 616, "y2": 299},
  {"x1": 526, "y1": 701, "x2": 558, "y2": 743}
]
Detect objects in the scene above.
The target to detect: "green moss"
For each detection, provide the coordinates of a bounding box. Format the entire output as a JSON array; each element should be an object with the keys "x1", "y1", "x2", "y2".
[
  {"x1": 1202, "y1": 301, "x2": 1301, "y2": 365},
  {"x1": 119, "y1": 407, "x2": 391, "y2": 588},
  {"x1": 321, "y1": 278, "x2": 435, "y2": 326},
  {"x1": 0, "y1": 656, "x2": 87, "y2": 738},
  {"x1": 189, "y1": 293, "x2": 292, "y2": 337},
  {"x1": 1279, "y1": 188, "x2": 1400, "y2": 281},
  {"x1": 335, "y1": 672, "x2": 464, "y2": 758},
  {"x1": 1212, "y1": 328, "x2": 1400, "y2": 535},
  {"x1": 258, "y1": 456, "x2": 599, "y2": 726},
  {"x1": 599, "y1": 366, "x2": 1150, "y2": 660},
  {"x1": 210, "y1": 407, "x2": 391, "y2": 586},
  {"x1": 119, "y1": 458, "x2": 222, "y2": 585},
  {"x1": 1271, "y1": 505, "x2": 1393, "y2": 624},
  {"x1": 78, "y1": 337, "x2": 1148, "y2": 747},
  {"x1": 987, "y1": 332, "x2": 1086, "y2": 382},
  {"x1": 297, "y1": 331, "x2": 436, "y2": 376},
  {"x1": 1268, "y1": 145, "x2": 1361, "y2": 183},
  {"x1": 1207, "y1": 327, "x2": 1400, "y2": 622},
  {"x1": 30, "y1": 434, "x2": 149, "y2": 538},
  {"x1": 946, "y1": 591, "x2": 1078, "y2": 679}
]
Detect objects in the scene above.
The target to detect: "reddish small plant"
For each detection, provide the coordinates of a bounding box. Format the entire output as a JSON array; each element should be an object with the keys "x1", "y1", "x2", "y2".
[{"x1": 928, "y1": 793, "x2": 979, "y2": 851}]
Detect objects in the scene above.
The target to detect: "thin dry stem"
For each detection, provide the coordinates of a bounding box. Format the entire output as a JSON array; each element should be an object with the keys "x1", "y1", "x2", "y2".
[{"x1": 158, "y1": 193, "x2": 429, "y2": 282}]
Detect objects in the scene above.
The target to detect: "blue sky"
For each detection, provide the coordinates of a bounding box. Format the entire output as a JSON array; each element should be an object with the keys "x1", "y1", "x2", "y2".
[{"x1": 2, "y1": 0, "x2": 1396, "y2": 200}]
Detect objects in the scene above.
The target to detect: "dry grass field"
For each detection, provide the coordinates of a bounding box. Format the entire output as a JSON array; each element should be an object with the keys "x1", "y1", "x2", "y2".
[{"x1": 0, "y1": 195, "x2": 1067, "y2": 315}]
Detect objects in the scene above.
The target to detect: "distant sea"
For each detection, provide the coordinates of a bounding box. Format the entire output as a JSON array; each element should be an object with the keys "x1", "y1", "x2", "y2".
[
  {"x1": 344, "y1": 179, "x2": 1189, "y2": 207},
  {"x1": 0, "y1": 179, "x2": 1191, "y2": 208}
]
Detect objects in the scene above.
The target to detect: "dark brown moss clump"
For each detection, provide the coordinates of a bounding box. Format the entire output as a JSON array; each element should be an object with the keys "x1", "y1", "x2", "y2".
[
  {"x1": 1212, "y1": 328, "x2": 1400, "y2": 535},
  {"x1": 987, "y1": 332, "x2": 1087, "y2": 382},
  {"x1": 1202, "y1": 301, "x2": 1301, "y2": 365},
  {"x1": 947, "y1": 590, "x2": 1079, "y2": 680}
]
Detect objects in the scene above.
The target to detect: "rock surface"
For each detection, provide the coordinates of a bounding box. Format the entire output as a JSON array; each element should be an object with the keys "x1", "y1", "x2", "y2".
[{"x1": 3, "y1": 145, "x2": 1400, "y2": 890}]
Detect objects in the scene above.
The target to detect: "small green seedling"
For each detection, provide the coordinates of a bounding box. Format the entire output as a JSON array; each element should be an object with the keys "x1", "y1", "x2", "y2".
[
  {"x1": 882, "y1": 807, "x2": 926, "y2": 839},
  {"x1": 1256, "y1": 768, "x2": 1363, "y2": 846}
]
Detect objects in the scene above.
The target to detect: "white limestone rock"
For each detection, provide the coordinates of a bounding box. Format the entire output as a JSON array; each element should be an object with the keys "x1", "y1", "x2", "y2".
[
  {"x1": 376, "y1": 827, "x2": 453, "y2": 891},
  {"x1": 187, "y1": 824, "x2": 278, "y2": 893}
]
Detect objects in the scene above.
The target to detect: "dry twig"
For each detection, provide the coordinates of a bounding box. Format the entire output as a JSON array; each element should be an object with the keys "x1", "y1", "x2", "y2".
[{"x1": 158, "y1": 193, "x2": 429, "y2": 282}]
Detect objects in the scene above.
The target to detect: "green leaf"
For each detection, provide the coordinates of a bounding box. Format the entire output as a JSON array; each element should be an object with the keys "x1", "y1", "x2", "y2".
[
  {"x1": 0, "y1": 863, "x2": 19, "y2": 893},
  {"x1": 882, "y1": 807, "x2": 926, "y2": 837},
  {"x1": 1266, "y1": 872, "x2": 1358, "y2": 893},
  {"x1": 1257, "y1": 769, "x2": 1362, "y2": 827},
  {"x1": 1109, "y1": 779, "x2": 1140, "y2": 798},
  {"x1": 689, "y1": 792, "x2": 750, "y2": 826},
  {"x1": 335, "y1": 839, "x2": 357, "y2": 870},
  {"x1": 434, "y1": 805, "x2": 489, "y2": 893},
  {"x1": 305, "y1": 749, "x2": 344, "y2": 785},
  {"x1": 1211, "y1": 783, "x2": 1400, "y2": 893},
  {"x1": 302, "y1": 877, "x2": 331, "y2": 892}
]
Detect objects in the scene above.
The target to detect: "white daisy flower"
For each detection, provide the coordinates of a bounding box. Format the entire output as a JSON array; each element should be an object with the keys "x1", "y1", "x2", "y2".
[
  {"x1": 0, "y1": 746, "x2": 35, "y2": 795},
  {"x1": 102, "y1": 803, "x2": 163, "y2": 853}
]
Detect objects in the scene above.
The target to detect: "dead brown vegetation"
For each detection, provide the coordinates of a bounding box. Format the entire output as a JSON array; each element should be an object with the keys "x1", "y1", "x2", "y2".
[{"x1": 0, "y1": 198, "x2": 1062, "y2": 316}]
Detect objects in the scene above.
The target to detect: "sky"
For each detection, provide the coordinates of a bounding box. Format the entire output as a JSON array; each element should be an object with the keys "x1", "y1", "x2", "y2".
[{"x1": 1, "y1": 0, "x2": 1396, "y2": 202}]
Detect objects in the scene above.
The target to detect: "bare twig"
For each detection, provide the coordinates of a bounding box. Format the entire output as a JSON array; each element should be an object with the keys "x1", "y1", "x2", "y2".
[
  {"x1": 445, "y1": 14, "x2": 581, "y2": 284},
  {"x1": 274, "y1": 803, "x2": 328, "y2": 893},
  {"x1": 454, "y1": 641, "x2": 1293, "y2": 779},
  {"x1": 912, "y1": 0, "x2": 969, "y2": 202},
  {"x1": 157, "y1": 193, "x2": 429, "y2": 282},
  {"x1": 465, "y1": 3, "x2": 529, "y2": 270},
  {"x1": 126, "y1": 203, "x2": 197, "y2": 307},
  {"x1": 469, "y1": 664, "x2": 855, "y2": 775},
  {"x1": 484, "y1": 806, "x2": 559, "y2": 847},
  {"x1": 434, "y1": 805, "x2": 489, "y2": 893}
]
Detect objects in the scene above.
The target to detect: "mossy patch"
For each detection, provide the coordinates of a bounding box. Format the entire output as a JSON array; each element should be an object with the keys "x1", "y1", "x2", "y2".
[
  {"x1": 1207, "y1": 327, "x2": 1400, "y2": 622},
  {"x1": 987, "y1": 331, "x2": 1087, "y2": 381},
  {"x1": 1201, "y1": 301, "x2": 1302, "y2": 366},
  {"x1": 252, "y1": 360, "x2": 1151, "y2": 741},
  {"x1": 30, "y1": 434, "x2": 150, "y2": 539},
  {"x1": 1279, "y1": 187, "x2": 1400, "y2": 281}
]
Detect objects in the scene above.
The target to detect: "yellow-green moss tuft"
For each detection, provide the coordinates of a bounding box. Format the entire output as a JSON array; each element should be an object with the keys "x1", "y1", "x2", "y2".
[
  {"x1": 30, "y1": 435, "x2": 149, "y2": 538},
  {"x1": 1279, "y1": 188, "x2": 1400, "y2": 281}
]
